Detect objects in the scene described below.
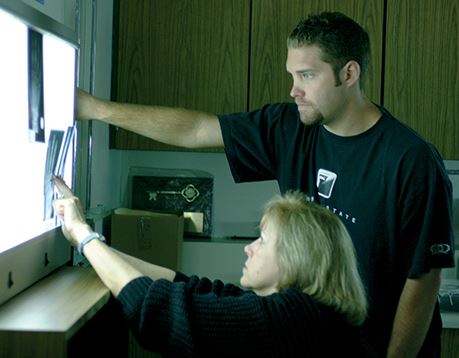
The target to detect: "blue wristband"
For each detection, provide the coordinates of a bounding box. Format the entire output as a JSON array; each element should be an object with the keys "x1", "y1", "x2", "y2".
[{"x1": 77, "y1": 232, "x2": 106, "y2": 256}]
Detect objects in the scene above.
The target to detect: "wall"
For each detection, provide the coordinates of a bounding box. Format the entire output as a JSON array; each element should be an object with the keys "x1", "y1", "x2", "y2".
[
  {"x1": 77, "y1": 0, "x2": 123, "y2": 214},
  {"x1": 23, "y1": 0, "x2": 454, "y2": 287},
  {"x1": 86, "y1": 1, "x2": 459, "y2": 241},
  {"x1": 443, "y1": 160, "x2": 459, "y2": 281},
  {"x1": 75, "y1": 0, "x2": 279, "y2": 235},
  {"x1": 117, "y1": 150, "x2": 278, "y2": 238}
]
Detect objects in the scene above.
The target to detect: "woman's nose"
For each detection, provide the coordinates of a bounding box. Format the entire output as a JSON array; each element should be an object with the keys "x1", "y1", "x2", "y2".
[
  {"x1": 244, "y1": 238, "x2": 259, "y2": 256},
  {"x1": 244, "y1": 243, "x2": 252, "y2": 256}
]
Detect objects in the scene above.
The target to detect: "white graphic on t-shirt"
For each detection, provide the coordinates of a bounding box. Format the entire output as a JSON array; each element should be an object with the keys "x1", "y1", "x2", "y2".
[
  {"x1": 430, "y1": 244, "x2": 451, "y2": 255},
  {"x1": 316, "y1": 169, "x2": 337, "y2": 199},
  {"x1": 305, "y1": 194, "x2": 357, "y2": 224}
]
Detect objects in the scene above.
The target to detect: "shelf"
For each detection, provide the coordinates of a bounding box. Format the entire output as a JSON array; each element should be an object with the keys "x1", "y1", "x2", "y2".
[
  {"x1": 0, "y1": 266, "x2": 114, "y2": 357},
  {"x1": 0, "y1": 266, "x2": 110, "y2": 337}
]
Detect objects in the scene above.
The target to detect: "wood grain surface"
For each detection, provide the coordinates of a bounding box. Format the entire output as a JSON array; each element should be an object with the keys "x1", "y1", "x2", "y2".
[{"x1": 384, "y1": 0, "x2": 459, "y2": 159}]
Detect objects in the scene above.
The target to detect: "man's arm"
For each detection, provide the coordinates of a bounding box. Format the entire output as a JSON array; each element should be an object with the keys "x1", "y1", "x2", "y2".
[
  {"x1": 77, "y1": 89, "x2": 224, "y2": 149},
  {"x1": 387, "y1": 268, "x2": 442, "y2": 358}
]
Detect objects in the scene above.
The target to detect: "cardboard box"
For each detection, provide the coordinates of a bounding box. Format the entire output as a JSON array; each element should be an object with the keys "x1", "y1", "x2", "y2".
[{"x1": 110, "y1": 208, "x2": 184, "y2": 271}]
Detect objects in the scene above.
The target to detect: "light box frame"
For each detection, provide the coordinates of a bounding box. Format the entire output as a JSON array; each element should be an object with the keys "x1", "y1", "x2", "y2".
[{"x1": 0, "y1": 0, "x2": 78, "y2": 306}]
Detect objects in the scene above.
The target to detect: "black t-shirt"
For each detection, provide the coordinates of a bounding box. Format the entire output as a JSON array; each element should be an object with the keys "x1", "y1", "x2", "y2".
[{"x1": 219, "y1": 103, "x2": 456, "y2": 356}]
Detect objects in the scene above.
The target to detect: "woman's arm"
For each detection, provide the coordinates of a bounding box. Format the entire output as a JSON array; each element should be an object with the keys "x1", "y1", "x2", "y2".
[
  {"x1": 77, "y1": 232, "x2": 144, "y2": 297},
  {"x1": 53, "y1": 177, "x2": 175, "y2": 296},
  {"x1": 113, "y1": 248, "x2": 175, "y2": 282}
]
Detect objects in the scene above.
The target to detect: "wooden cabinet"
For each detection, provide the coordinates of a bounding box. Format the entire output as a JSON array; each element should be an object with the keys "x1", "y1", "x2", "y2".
[
  {"x1": 249, "y1": 0, "x2": 383, "y2": 109},
  {"x1": 0, "y1": 266, "x2": 163, "y2": 358},
  {"x1": 384, "y1": 0, "x2": 459, "y2": 159},
  {"x1": 111, "y1": 0, "x2": 250, "y2": 151},
  {"x1": 0, "y1": 267, "x2": 128, "y2": 358},
  {"x1": 111, "y1": 0, "x2": 457, "y2": 159},
  {"x1": 441, "y1": 328, "x2": 459, "y2": 358}
]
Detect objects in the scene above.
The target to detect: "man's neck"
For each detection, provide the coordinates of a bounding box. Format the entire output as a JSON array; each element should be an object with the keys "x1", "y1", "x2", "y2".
[{"x1": 323, "y1": 96, "x2": 382, "y2": 137}]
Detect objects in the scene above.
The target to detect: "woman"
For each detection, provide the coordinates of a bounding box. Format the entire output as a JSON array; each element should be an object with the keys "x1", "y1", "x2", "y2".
[{"x1": 54, "y1": 177, "x2": 374, "y2": 357}]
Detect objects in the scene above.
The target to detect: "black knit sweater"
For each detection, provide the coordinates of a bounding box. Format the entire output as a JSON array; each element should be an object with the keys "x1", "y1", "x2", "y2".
[{"x1": 117, "y1": 273, "x2": 375, "y2": 357}]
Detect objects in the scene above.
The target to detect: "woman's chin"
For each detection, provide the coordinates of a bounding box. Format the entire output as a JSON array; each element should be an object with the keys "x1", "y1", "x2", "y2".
[{"x1": 239, "y1": 275, "x2": 248, "y2": 288}]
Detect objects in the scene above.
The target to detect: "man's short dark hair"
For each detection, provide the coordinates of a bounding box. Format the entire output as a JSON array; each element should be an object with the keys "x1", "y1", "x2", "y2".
[{"x1": 287, "y1": 12, "x2": 370, "y2": 86}]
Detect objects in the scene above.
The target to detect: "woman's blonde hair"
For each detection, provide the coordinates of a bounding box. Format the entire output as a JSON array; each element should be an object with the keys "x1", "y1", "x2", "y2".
[{"x1": 260, "y1": 191, "x2": 367, "y2": 325}]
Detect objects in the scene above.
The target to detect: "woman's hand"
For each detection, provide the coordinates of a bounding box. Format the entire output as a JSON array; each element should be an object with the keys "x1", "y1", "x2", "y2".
[
  {"x1": 54, "y1": 178, "x2": 146, "y2": 297},
  {"x1": 53, "y1": 176, "x2": 93, "y2": 247}
]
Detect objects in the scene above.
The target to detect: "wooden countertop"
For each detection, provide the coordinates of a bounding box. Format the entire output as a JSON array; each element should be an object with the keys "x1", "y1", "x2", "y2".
[{"x1": 0, "y1": 266, "x2": 110, "y2": 340}]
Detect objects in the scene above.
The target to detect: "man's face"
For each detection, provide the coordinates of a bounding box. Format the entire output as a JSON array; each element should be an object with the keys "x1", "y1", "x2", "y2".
[
  {"x1": 240, "y1": 219, "x2": 280, "y2": 296},
  {"x1": 286, "y1": 45, "x2": 345, "y2": 126}
]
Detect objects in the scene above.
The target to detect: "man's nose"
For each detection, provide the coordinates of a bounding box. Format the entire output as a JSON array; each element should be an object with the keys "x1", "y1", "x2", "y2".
[{"x1": 290, "y1": 83, "x2": 304, "y2": 98}]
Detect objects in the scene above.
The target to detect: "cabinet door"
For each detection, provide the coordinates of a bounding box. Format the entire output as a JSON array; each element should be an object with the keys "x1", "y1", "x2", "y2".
[
  {"x1": 384, "y1": 0, "x2": 459, "y2": 159},
  {"x1": 441, "y1": 328, "x2": 459, "y2": 358},
  {"x1": 111, "y1": 0, "x2": 250, "y2": 151},
  {"x1": 249, "y1": 0, "x2": 384, "y2": 110}
]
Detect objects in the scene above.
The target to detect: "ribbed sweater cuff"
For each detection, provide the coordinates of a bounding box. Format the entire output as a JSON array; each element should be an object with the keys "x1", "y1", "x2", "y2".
[{"x1": 117, "y1": 276, "x2": 153, "y2": 321}]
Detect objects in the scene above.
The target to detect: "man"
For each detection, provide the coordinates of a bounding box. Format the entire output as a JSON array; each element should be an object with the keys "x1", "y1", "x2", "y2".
[{"x1": 77, "y1": 12, "x2": 455, "y2": 357}]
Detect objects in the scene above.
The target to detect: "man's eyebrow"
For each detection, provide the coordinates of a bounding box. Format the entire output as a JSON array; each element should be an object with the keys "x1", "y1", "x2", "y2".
[
  {"x1": 296, "y1": 69, "x2": 314, "y2": 73},
  {"x1": 285, "y1": 66, "x2": 315, "y2": 74}
]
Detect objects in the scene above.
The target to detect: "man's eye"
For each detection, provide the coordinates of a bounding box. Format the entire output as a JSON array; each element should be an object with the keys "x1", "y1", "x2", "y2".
[{"x1": 301, "y1": 72, "x2": 312, "y2": 79}]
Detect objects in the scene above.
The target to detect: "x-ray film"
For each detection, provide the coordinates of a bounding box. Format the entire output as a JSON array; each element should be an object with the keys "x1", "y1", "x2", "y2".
[
  {"x1": 55, "y1": 126, "x2": 75, "y2": 178},
  {"x1": 28, "y1": 28, "x2": 45, "y2": 143},
  {"x1": 44, "y1": 130, "x2": 64, "y2": 220}
]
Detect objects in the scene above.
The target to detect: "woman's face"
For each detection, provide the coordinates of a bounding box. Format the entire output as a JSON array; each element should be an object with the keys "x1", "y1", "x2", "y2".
[{"x1": 240, "y1": 219, "x2": 280, "y2": 296}]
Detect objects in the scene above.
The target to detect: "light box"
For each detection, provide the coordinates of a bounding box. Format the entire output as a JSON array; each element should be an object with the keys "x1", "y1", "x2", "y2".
[{"x1": 0, "y1": 0, "x2": 78, "y2": 305}]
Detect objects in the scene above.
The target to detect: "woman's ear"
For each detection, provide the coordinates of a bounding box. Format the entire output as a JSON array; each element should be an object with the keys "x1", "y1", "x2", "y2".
[{"x1": 340, "y1": 60, "x2": 360, "y2": 87}]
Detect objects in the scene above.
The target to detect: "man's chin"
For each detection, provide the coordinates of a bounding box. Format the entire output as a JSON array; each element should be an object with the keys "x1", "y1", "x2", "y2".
[
  {"x1": 299, "y1": 116, "x2": 319, "y2": 126},
  {"x1": 299, "y1": 112, "x2": 324, "y2": 126}
]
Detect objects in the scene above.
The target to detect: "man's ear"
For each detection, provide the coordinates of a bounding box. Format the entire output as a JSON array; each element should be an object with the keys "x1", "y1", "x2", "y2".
[{"x1": 340, "y1": 60, "x2": 360, "y2": 87}]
